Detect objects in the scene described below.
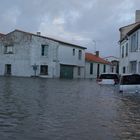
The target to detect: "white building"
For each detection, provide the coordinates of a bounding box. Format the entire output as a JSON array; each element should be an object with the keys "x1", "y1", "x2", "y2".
[
  {"x1": 58, "y1": 43, "x2": 86, "y2": 78},
  {"x1": 119, "y1": 10, "x2": 140, "y2": 75},
  {"x1": 104, "y1": 56, "x2": 119, "y2": 73},
  {"x1": 85, "y1": 52, "x2": 111, "y2": 78},
  {"x1": 0, "y1": 29, "x2": 86, "y2": 78}
]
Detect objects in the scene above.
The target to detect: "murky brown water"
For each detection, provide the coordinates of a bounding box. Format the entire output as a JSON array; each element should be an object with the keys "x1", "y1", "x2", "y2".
[{"x1": 0, "y1": 77, "x2": 139, "y2": 140}]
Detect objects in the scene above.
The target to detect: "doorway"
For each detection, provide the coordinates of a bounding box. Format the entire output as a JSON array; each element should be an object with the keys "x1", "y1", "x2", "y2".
[
  {"x1": 5, "y1": 64, "x2": 11, "y2": 75},
  {"x1": 97, "y1": 64, "x2": 100, "y2": 78},
  {"x1": 60, "y1": 64, "x2": 74, "y2": 79}
]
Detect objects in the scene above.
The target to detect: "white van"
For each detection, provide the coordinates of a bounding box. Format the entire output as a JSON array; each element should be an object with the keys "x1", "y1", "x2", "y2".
[
  {"x1": 97, "y1": 73, "x2": 119, "y2": 85},
  {"x1": 119, "y1": 74, "x2": 140, "y2": 93}
]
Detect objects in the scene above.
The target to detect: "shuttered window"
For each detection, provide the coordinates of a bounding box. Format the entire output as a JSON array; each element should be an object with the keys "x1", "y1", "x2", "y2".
[
  {"x1": 41, "y1": 44, "x2": 49, "y2": 56},
  {"x1": 90, "y1": 63, "x2": 93, "y2": 74}
]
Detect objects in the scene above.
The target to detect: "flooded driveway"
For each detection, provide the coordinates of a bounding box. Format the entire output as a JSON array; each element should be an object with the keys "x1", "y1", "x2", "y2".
[{"x1": 0, "y1": 77, "x2": 140, "y2": 140}]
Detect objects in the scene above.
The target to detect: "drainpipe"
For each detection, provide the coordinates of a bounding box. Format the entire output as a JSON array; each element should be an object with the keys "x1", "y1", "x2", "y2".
[
  {"x1": 136, "y1": 61, "x2": 139, "y2": 73},
  {"x1": 32, "y1": 63, "x2": 38, "y2": 77}
]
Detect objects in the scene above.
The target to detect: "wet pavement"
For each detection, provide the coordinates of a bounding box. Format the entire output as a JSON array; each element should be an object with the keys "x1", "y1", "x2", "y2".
[{"x1": 0, "y1": 77, "x2": 140, "y2": 140}]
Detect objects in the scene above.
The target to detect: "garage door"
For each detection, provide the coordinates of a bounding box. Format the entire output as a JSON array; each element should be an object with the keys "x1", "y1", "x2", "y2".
[{"x1": 60, "y1": 65, "x2": 74, "y2": 79}]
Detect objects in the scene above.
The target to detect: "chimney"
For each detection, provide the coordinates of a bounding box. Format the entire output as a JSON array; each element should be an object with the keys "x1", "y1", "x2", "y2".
[
  {"x1": 135, "y1": 10, "x2": 140, "y2": 22},
  {"x1": 37, "y1": 32, "x2": 41, "y2": 36},
  {"x1": 95, "y1": 51, "x2": 99, "y2": 57}
]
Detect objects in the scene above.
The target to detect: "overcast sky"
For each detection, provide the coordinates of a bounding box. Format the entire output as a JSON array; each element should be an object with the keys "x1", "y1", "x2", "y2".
[{"x1": 0, "y1": 0, "x2": 140, "y2": 57}]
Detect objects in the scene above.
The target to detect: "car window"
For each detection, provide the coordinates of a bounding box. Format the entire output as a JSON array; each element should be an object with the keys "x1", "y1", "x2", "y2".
[
  {"x1": 121, "y1": 74, "x2": 140, "y2": 85},
  {"x1": 99, "y1": 74, "x2": 118, "y2": 79}
]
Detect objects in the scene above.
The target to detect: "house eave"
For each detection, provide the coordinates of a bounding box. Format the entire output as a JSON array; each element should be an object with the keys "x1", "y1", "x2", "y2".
[{"x1": 7, "y1": 29, "x2": 87, "y2": 50}]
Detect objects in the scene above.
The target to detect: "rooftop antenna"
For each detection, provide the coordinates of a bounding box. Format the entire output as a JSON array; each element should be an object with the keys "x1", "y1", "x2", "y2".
[{"x1": 92, "y1": 40, "x2": 96, "y2": 53}]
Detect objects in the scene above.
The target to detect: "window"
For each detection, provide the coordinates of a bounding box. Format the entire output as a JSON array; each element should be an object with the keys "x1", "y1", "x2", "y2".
[
  {"x1": 5, "y1": 64, "x2": 11, "y2": 75},
  {"x1": 121, "y1": 74, "x2": 140, "y2": 85},
  {"x1": 99, "y1": 74, "x2": 119, "y2": 80},
  {"x1": 130, "y1": 61, "x2": 137, "y2": 73},
  {"x1": 103, "y1": 65, "x2": 106, "y2": 73},
  {"x1": 41, "y1": 44, "x2": 49, "y2": 56},
  {"x1": 123, "y1": 67, "x2": 126, "y2": 74},
  {"x1": 126, "y1": 43, "x2": 128, "y2": 56},
  {"x1": 40, "y1": 65, "x2": 48, "y2": 75},
  {"x1": 90, "y1": 63, "x2": 93, "y2": 74},
  {"x1": 4, "y1": 45, "x2": 13, "y2": 54},
  {"x1": 78, "y1": 50, "x2": 82, "y2": 60},
  {"x1": 130, "y1": 33, "x2": 138, "y2": 52},
  {"x1": 122, "y1": 45, "x2": 124, "y2": 58},
  {"x1": 78, "y1": 67, "x2": 81, "y2": 76},
  {"x1": 73, "y1": 49, "x2": 75, "y2": 56}
]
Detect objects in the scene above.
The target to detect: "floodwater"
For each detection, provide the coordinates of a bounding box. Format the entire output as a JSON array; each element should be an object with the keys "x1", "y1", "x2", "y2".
[{"x1": 0, "y1": 77, "x2": 140, "y2": 140}]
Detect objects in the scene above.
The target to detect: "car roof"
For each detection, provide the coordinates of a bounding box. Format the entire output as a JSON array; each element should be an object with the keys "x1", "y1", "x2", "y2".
[
  {"x1": 121, "y1": 73, "x2": 140, "y2": 76},
  {"x1": 100, "y1": 73, "x2": 118, "y2": 75}
]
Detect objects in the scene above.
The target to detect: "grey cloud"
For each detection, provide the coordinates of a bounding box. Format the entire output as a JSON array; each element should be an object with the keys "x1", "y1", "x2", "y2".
[{"x1": 0, "y1": 0, "x2": 139, "y2": 57}]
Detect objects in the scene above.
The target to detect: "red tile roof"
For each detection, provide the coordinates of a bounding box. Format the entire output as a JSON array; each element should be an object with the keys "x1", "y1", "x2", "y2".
[{"x1": 85, "y1": 53, "x2": 111, "y2": 65}]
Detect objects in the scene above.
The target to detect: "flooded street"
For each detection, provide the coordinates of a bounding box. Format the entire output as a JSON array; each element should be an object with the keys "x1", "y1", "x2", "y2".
[{"x1": 0, "y1": 77, "x2": 140, "y2": 140}]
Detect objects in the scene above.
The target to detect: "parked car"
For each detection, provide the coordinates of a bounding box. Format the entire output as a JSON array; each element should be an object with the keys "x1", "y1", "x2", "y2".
[
  {"x1": 119, "y1": 74, "x2": 140, "y2": 93},
  {"x1": 97, "y1": 73, "x2": 119, "y2": 85}
]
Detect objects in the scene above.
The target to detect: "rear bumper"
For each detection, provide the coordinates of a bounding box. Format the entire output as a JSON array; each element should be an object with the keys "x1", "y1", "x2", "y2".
[{"x1": 119, "y1": 85, "x2": 140, "y2": 93}]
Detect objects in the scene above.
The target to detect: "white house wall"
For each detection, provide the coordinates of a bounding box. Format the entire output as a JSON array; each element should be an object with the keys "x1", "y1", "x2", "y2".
[
  {"x1": 0, "y1": 30, "x2": 86, "y2": 78},
  {"x1": 73, "y1": 67, "x2": 85, "y2": 78},
  {"x1": 99, "y1": 64, "x2": 110, "y2": 75},
  {"x1": 119, "y1": 39, "x2": 129, "y2": 74},
  {"x1": 0, "y1": 32, "x2": 32, "y2": 76},
  {"x1": 58, "y1": 44, "x2": 85, "y2": 66},
  {"x1": 0, "y1": 31, "x2": 59, "y2": 78},
  {"x1": 58, "y1": 43, "x2": 85, "y2": 78},
  {"x1": 30, "y1": 35, "x2": 59, "y2": 78},
  {"x1": 85, "y1": 61, "x2": 111, "y2": 78},
  {"x1": 85, "y1": 62, "x2": 97, "y2": 78},
  {"x1": 119, "y1": 29, "x2": 140, "y2": 75}
]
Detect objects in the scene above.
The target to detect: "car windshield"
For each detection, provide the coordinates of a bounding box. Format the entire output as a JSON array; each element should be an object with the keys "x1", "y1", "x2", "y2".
[
  {"x1": 121, "y1": 74, "x2": 140, "y2": 85},
  {"x1": 99, "y1": 74, "x2": 118, "y2": 79}
]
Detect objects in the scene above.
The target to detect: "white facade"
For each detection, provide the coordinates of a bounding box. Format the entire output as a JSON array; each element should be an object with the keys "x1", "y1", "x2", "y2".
[
  {"x1": 119, "y1": 11, "x2": 140, "y2": 75},
  {"x1": 58, "y1": 43, "x2": 85, "y2": 78},
  {"x1": 85, "y1": 61, "x2": 111, "y2": 78},
  {"x1": 104, "y1": 56, "x2": 119, "y2": 73},
  {"x1": 0, "y1": 30, "x2": 86, "y2": 78},
  {"x1": 119, "y1": 29, "x2": 140, "y2": 75}
]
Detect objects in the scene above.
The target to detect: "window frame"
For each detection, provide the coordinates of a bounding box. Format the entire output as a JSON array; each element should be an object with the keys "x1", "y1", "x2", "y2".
[
  {"x1": 90, "y1": 63, "x2": 93, "y2": 75},
  {"x1": 126, "y1": 43, "x2": 128, "y2": 57},
  {"x1": 103, "y1": 64, "x2": 106, "y2": 73},
  {"x1": 40, "y1": 65, "x2": 48, "y2": 75},
  {"x1": 130, "y1": 61, "x2": 137, "y2": 73},
  {"x1": 73, "y1": 49, "x2": 75, "y2": 56},
  {"x1": 122, "y1": 45, "x2": 124, "y2": 58},
  {"x1": 4, "y1": 45, "x2": 13, "y2": 54},
  {"x1": 41, "y1": 44, "x2": 49, "y2": 56},
  {"x1": 130, "y1": 32, "x2": 138, "y2": 52},
  {"x1": 78, "y1": 50, "x2": 82, "y2": 60}
]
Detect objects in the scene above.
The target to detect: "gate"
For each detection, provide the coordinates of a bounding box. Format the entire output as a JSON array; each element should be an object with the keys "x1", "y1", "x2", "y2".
[{"x1": 60, "y1": 65, "x2": 74, "y2": 79}]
